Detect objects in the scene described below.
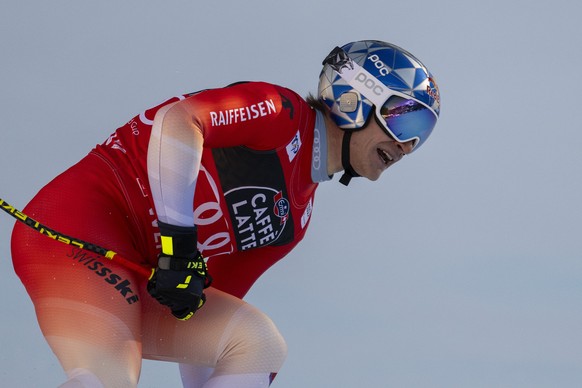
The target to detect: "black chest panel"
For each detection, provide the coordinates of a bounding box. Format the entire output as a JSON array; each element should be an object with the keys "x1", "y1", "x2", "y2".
[{"x1": 212, "y1": 146, "x2": 295, "y2": 251}]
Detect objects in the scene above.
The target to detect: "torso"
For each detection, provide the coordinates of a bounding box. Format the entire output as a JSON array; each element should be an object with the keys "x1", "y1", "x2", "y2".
[{"x1": 93, "y1": 82, "x2": 319, "y2": 296}]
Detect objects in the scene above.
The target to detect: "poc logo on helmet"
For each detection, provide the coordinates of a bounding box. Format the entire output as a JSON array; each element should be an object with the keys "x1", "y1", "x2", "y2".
[
  {"x1": 368, "y1": 54, "x2": 390, "y2": 76},
  {"x1": 354, "y1": 72, "x2": 384, "y2": 96}
]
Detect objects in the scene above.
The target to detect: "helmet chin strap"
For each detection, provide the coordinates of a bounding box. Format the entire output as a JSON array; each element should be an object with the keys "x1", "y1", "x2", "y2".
[{"x1": 339, "y1": 130, "x2": 360, "y2": 186}]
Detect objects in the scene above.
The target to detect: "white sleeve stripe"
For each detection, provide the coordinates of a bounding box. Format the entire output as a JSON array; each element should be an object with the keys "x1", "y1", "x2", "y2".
[{"x1": 147, "y1": 102, "x2": 203, "y2": 227}]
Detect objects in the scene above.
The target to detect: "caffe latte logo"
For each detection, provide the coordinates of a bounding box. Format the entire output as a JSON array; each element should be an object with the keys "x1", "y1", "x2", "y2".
[{"x1": 225, "y1": 186, "x2": 290, "y2": 251}]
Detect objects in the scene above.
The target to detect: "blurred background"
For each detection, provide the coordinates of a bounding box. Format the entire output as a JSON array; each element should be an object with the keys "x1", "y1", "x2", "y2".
[{"x1": 1, "y1": 1, "x2": 580, "y2": 387}]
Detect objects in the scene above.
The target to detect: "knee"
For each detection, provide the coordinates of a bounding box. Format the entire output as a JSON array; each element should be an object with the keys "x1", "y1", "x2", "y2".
[
  {"x1": 220, "y1": 304, "x2": 288, "y2": 373},
  {"x1": 248, "y1": 309, "x2": 288, "y2": 370}
]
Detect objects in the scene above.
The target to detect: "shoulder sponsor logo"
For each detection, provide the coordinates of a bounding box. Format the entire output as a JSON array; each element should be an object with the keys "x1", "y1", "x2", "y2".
[
  {"x1": 225, "y1": 186, "x2": 290, "y2": 251},
  {"x1": 286, "y1": 131, "x2": 302, "y2": 162},
  {"x1": 209, "y1": 98, "x2": 277, "y2": 126}
]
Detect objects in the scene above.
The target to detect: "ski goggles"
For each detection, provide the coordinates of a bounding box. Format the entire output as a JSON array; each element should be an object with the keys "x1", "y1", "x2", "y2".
[
  {"x1": 376, "y1": 95, "x2": 438, "y2": 150},
  {"x1": 331, "y1": 51, "x2": 438, "y2": 151}
]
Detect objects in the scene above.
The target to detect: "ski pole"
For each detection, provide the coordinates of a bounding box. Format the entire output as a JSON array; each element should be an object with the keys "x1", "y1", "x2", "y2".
[{"x1": 0, "y1": 197, "x2": 154, "y2": 279}]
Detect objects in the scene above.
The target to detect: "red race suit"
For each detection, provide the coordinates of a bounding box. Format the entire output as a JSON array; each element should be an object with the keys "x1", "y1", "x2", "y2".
[{"x1": 91, "y1": 81, "x2": 319, "y2": 298}]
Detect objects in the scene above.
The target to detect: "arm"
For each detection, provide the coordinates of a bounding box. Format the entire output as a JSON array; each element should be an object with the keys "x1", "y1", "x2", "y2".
[
  {"x1": 146, "y1": 100, "x2": 208, "y2": 320},
  {"x1": 147, "y1": 101, "x2": 203, "y2": 227}
]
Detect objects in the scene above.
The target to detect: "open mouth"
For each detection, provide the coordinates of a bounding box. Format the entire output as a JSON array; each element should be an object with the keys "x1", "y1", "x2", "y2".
[{"x1": 377, "y1": 148, "x2": 393, "y2": 165}]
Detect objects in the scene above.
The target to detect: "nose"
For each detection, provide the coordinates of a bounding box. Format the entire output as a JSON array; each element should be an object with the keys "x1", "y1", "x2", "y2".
[{"x1": 397, "y1": 139, "x2": 416, "y2": 155}]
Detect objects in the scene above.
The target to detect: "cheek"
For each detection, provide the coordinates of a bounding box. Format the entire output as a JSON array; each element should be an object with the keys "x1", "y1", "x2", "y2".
[{"x1": 358, "y1": 149, "x2": 380, "y2": 178}]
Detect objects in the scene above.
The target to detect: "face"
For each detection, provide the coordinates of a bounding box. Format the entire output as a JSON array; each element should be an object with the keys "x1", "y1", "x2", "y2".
[{"x1": 349, "y1": 119, "x2": 415, "y2": 181}]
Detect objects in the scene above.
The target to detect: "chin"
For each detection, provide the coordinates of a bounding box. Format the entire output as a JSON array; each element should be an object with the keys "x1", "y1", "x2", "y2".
[{"x1": 367, "y1": 172, "x2": 382, "y2": 181}]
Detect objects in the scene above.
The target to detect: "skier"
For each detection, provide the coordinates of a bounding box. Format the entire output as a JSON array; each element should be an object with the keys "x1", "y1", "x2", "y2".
[{"x1": 10, "y1": 40, "x2": 440, "y2": 387}]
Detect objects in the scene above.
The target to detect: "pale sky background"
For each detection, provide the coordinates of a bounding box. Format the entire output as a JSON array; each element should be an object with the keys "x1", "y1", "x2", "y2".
[{"x1": 1, "y1": 1, "x2": 581, "y2": 387}]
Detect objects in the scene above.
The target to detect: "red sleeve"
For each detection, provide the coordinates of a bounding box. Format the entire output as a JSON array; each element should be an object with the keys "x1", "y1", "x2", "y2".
[{"x1": 182, "y1": 81, "x2": 304, "y2": 150}]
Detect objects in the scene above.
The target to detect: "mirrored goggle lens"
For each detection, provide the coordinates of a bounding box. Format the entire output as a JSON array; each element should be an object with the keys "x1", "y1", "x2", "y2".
[{"x1": 378, "y1": 95, "x2": 437, "y2": 150}]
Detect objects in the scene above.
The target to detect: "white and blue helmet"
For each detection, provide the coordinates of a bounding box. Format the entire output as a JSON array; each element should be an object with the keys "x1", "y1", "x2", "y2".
[{"x1": 319, "y1": 40, "x2": 440, "y2": 152}]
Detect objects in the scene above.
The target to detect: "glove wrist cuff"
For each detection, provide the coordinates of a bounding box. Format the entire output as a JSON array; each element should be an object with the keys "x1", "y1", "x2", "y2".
[
  {"x1": 158, "y1": 221, "x2": 197, "y2": 257},
  {"x1": 158, "y1": 253, "x2": 204, "y2": 271}
]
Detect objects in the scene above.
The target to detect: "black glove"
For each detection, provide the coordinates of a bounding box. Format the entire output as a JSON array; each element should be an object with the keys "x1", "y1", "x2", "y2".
[{"x1": 147, "y1": 221, "x2": 212, "y2": 320}]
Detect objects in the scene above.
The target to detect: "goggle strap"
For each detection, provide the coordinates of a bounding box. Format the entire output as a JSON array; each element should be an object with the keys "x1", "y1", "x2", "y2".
[{"x1": 332, "y1": 53, "x2": 391, "y2": 108}]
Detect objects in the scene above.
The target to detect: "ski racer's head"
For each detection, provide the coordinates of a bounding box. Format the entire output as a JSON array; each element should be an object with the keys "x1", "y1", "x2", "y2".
[{"x1": 317, "y1": 40, "x2": 441, "y2": 185}]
